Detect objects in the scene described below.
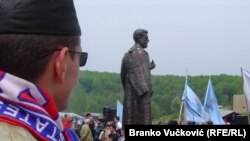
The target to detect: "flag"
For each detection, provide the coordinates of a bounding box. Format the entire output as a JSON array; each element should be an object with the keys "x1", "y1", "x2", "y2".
[
  {"x1": 241, "y1": 68, "x2": 250, "y2": 112},
  {"x1": 204, "y1": 78, "x2": 225, "y2": 125},
  {"x1": 182, "y1": 80, "x2": 207, "y2": 124},
  {"x1": 116, "y1": 100, "x2": 123, "y2": 122}
]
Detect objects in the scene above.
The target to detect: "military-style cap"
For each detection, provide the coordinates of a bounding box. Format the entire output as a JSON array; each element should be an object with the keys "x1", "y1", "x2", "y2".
[{"x1": 0, "y1": 0, "x2": 81, "y2": 35}]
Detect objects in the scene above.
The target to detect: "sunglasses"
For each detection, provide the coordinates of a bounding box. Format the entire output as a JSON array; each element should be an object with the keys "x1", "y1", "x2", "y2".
[
  {"x1": 38, "y1": 49, "x2": 88, "y2": 67},
  {"x1": 69, "y1": 50, "x2": 88, "y2": 67}
]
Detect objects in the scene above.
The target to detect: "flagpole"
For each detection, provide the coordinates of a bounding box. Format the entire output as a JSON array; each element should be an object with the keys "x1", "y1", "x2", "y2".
[
  {"x1": 178, "y1": 102, "x2": 183, "y2": 124},
  {"x1": 179, "y1": 68, "x2": 188, "y2": 125},
  {"x1": 241, "y1": 67, "x2": 250, "y2": 125}
]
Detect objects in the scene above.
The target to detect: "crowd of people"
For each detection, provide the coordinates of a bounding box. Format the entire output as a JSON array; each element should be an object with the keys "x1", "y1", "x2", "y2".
[{"x1": 62, "y1": 113, "x2": 125, "y2": 141}]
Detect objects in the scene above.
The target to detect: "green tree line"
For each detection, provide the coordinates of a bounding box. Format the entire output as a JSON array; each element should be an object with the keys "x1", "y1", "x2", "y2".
[{"x1": 65, "y1": 70, "x2": 243, "y2": 120}]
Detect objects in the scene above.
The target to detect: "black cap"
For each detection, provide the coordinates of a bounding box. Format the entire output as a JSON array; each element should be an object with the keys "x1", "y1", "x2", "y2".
[{"x1": 0, "y1": 0, "x2": 81, "y2": 36}]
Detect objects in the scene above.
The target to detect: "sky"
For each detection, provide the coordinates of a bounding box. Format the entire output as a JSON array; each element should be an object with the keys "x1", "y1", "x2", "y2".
[{"x1": 74, "y1": 0, "x2": 250, "y2": 76}]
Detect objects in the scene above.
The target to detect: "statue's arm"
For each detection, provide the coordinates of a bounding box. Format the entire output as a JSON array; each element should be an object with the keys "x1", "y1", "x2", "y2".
[{"x1": 150, "y1": 60, "x2": 156, "y2": 70}]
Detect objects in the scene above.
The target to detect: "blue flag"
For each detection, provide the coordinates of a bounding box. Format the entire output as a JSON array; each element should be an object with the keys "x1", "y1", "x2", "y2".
[
  {"x1": 116, "y1": 100, "x2": 123, "y2": 122},
  {"x1": 182, "y1": 83, "x2": 207, "y2": 124},
  {"x1": 204, "y1": 79, "x2": 225, "y2": 125}
]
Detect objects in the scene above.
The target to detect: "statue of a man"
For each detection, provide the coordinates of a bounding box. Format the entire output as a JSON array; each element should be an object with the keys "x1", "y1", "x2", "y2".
[{"x1": 121, "y1": 29, "x2": 155, "y2": 127}]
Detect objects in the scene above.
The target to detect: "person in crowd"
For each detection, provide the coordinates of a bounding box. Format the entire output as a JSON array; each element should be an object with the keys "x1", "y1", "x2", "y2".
[
  {"x1": 94, "y1": 118, "x2": 105, "y2": 141},
  {"x1": 63, "y1": 114, "x2": 73, "y2": 129},
  {"x1": 80, "y1": 118, "x2": 93, "y2": 141},
  {"x1": 113, "y1": 116, "x2": 122, "y2": 134},
  {"x1": 101, "y1": 121, "x2": 113, "y2": 141},
  {"x1": 75, "y1": 120, "x2": 83, "y2": 139},
  {"x1": 107, "y1": 123, "x2": 121, "y2": 141},
  {"x1": 85, "y1": 113, "x2": 96, "y2": 139},
  {"x1": 0, "y1": 0, "x2": 87, "y2": 140},
  {"x1": 102, "y1": 121, "x2": 121, "y2": 141}
]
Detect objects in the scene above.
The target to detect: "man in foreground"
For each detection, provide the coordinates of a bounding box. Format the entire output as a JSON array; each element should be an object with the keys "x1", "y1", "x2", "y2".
[{"x1": 0, "y1": 0, "x2": 87, "y2": 140}]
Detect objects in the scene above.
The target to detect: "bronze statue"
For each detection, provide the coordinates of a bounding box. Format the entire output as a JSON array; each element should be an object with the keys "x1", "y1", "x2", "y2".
[{"x1": 121, "y1": 29, "x2": 155, "y2": 127}]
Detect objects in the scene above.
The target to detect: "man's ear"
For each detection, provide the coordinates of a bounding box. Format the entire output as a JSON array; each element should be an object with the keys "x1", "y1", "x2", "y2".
[{"x1": 55, "y1": 47, "x2": 69, "y2": 83}]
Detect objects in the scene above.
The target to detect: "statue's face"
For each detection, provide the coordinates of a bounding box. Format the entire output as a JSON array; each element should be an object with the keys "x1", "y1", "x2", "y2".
[{"x1": 139, "y1": 34, "x2": 149, "y2": 48}]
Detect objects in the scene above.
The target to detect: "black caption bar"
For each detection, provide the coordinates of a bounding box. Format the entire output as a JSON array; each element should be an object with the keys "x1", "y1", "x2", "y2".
[{"x1": 125, "y1": 125, "x2": 250, "y2": 140}]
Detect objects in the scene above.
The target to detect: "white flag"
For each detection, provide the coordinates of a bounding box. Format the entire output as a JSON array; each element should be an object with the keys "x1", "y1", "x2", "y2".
[
  {"x1": 241, "y1": 68, "x2": 250, "y2": 112},
  {"x1": 116, "y1": 100, "x2": 123, "y2": 122}
]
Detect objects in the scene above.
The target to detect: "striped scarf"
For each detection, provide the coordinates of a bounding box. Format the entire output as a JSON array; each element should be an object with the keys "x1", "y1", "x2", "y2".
[{"x1": 0, "y1": 71, "x2": 79, "y2": 141}]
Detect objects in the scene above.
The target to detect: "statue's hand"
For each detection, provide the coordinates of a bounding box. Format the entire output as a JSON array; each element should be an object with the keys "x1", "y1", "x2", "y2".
[{"x1": 150, "y1": 60, "x2": 156, "y2": 70}]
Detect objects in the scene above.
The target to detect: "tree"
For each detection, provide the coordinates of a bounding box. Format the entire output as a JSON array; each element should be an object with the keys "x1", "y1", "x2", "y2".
[{"x1": 171, "y1": 96, "x2": 181, "y2": 113}]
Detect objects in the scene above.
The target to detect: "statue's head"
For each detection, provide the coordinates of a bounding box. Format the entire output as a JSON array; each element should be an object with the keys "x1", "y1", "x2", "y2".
[{"x1": 133, "y1": 29, "x2": 149, "y2": 48}]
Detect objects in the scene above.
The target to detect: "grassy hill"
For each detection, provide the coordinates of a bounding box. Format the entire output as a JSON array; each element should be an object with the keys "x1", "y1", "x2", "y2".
[{"x1": 64, "y1": 70, "x2": 243, "y2": 120}]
